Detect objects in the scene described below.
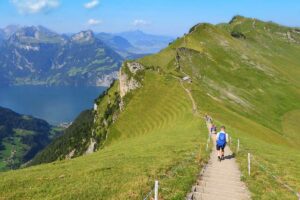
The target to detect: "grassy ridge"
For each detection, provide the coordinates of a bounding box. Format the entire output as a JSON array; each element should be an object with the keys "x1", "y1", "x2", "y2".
[
  {"x1": 138, "y1": 16, "x2": 300, "y2": 199},
  {"x1": 0, "y1": 71, "x2": 210, "y2": 199}
]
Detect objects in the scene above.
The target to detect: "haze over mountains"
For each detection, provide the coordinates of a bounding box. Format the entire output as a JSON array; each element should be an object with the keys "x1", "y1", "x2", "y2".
[{"x1": 0, "y1": 25, "x2": 173, "y2": 87}]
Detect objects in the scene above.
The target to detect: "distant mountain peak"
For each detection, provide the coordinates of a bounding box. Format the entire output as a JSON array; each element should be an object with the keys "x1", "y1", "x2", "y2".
[
  {"x1": 130, "y1": 30, "x2": 144, "y2": 34},
  {"x1": 3, "y1": 25, "x2": 21, "y2": 36},
  {"x1": 229, "y1": 15, "x2": 256, "y2": 25},
  {"x1": 71, "y1": 30, "x2": 95, "y2": 43},
  {"x1": 116, "y1": 30, "x2": 174, "y2": 53},
  {"x1": 8, "y1": 25, "x2": 64, "y2": 45},
  {"x1": 11, "y1": 25, "x2": 57, "y2": 39}
]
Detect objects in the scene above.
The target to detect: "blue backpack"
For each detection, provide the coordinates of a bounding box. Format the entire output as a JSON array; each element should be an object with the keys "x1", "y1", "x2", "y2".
[{"x1": 217, "y1": 132, "x2": 226, "y2": 146}]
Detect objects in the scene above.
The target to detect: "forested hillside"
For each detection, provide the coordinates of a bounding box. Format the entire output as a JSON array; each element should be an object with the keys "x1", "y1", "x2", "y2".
[{"x1": 0, "y1": 106, "x2": 60, "y2": 171}]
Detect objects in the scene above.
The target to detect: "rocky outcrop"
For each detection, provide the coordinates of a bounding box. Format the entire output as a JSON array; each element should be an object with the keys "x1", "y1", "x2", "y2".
[
  {"x1": 119, "y1": 62, "x2": 144, "y2": 98},
  {"x1": 127, "y1": 62, "x2": 144, "y2": 73},
  {"x1": 119, "y1": 72, "x2": 141, "y2": 98},
  {"x1": 65, "y1": 149, "x2": 76, "y2": 159},
  {"x1": 85, "y1": 138, "x2": 96, "y2": 155}
]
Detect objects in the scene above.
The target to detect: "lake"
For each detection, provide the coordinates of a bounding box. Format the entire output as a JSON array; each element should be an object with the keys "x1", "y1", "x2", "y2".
[{"x1": 0, "y1": 86, "x2": 106, "y2": 125}]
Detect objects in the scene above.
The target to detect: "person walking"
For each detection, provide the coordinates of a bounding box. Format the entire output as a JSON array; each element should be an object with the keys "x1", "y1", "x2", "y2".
[
  {"x1": 210, "y1": 124, "x2": 217, "y2": 142},
  {"x1": 216, "y1": 126, "x2": 229, "y2": 161}
]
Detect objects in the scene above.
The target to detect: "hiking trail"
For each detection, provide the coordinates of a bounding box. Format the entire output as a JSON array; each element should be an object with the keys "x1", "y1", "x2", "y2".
[
  {"x1": 172, "y1": 45, "x2": 251, "y2": 199},
  {"x1": 180, "y1": 80, "x2": 198, "y2": 114},
  {"x1": 187, "y1": 122, "x2": 251, "y2": 200}
]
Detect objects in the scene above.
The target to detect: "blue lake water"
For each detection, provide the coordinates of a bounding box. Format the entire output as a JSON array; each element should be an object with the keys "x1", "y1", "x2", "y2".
[{"x1": 0, "y1": 86, "x2": 106, "y2": 125}]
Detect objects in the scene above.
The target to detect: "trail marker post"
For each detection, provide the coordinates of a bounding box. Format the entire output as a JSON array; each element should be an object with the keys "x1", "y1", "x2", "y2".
[
  {"x1": 154, "y1": 180, "x2": 158, "y2": 200},
  {"x1": 248, "y1": 153, "x2": 251, "y2": 176},
  {"x1": 237, "y1": 139, "x2": 240, "y2": 152}
]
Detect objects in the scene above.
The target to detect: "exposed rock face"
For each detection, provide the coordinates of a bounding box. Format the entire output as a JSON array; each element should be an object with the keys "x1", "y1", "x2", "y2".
[
  {"x1": 127, "y1": 62, "x2": 144, "y2": 73},
  {"x1": 119, "y1": 62, "x2": 144, "y2": 98},
  {"x1": 65, "y1": 149, "x2": 76, "y2": 159},
  {"x1": 71, "y1": 30, "x2": 95, "y2": 43},
  {"x1": 119, "y1": 73, "x2": 141, "y2": 98},
  {"x1": 85, "y1": 138, "x2": 96, "y2": 155},
  {"x1": 93, "y1": 103, "x2": 98, "y2": 111}
]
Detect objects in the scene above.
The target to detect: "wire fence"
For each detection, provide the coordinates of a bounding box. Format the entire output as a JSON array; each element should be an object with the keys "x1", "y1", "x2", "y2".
[
  {"x1": 143, "y1": 189, "x2": 153, "y2": 200},
  {"x1": 231, "y1": 137, "x2": 300, "y2": 199},
  {"x1": 143, "y1": 180, "x2": 159, "y2": 200},
  {"x1": 204, "y1": 115, "x2": 300, "y2": 199}
]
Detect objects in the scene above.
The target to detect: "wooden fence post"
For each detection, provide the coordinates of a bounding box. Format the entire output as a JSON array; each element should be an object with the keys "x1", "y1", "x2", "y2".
[
  {"x1": 154, "y1": 180, "x2": 158, "y2": 200},
  {"x1": 248, "y1": 153, "x2": 251, "y2": 176}
]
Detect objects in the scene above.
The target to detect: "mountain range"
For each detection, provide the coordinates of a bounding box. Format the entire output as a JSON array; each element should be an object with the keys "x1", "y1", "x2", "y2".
[
  {"x1": 0, "y1": 26, "x2": 173, "y2": 87},
  {"x1": 117, "y1": 30, "x2": 174, "y2": 53}
]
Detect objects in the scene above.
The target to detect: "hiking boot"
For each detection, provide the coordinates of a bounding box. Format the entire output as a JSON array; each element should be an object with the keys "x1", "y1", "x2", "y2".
[{"x1": 218, "y1": 156, "x2": 221, "y2": 162}]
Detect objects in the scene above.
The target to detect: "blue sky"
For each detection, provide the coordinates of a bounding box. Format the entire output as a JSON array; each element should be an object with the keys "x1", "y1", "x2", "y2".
[{"x1": 0, "y1": 0, "x2": 299, "y2": 36}]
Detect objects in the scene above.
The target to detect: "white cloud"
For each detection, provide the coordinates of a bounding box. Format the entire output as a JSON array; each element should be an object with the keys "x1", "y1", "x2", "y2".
[
  {"x1": 133, "y1": 19, "x2": 151, "y2": 27},
  {"x1": 87, "y1": 18, "x2": 102, "y2": 26},
  {"x1": 10, "y1": 0, "x2": 60, "y2": 14},
  {"x1": 84, "y1": 0, "x2": 99, "y2": 9}
]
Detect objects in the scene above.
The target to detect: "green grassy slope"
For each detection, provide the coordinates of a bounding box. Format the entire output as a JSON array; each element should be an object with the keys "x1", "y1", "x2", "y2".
[
  {"x1": 29, "y1": 110, "x2": 95, "y2": 165},
  {"x1": 0, "y1": 16, "x2": 299, "y2": 199},
  {"x1": 138, "y1": 16, "x2": 300, "y2": 199},
  {"x1": 0, "y1": 71, "x2": 210, "y2": 199}
]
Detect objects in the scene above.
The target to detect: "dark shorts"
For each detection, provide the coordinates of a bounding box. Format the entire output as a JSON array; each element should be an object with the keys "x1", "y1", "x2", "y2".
[{"x1": 216, "y1": 144, "x2": 226, "y2": 151}]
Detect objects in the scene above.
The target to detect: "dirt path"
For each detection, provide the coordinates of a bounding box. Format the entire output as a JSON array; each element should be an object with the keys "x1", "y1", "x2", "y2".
[
  {"x1": 180, "y1": 80, "x2": 198, "y2": 114},
  {"x1": 187, "y1": 122, "x2": 251, "y2": 200},
  {"x1": 175, "y1": 29, "x2": 251, "y2": 200},
  {"x1": 171, "y1": 75, "x2": 198, "y2": 115}
]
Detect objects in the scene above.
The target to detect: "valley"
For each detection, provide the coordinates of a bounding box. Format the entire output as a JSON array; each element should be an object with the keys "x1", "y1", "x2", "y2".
[{"x1": 0, "y1": 106, "x2": 61, "y2": 171}]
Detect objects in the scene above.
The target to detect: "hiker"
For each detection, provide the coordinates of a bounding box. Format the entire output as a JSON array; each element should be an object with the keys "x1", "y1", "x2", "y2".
[
  {"x1": 210, "y1": 124, "x2": 217, "y2": 142},
  {"x1": 204, "y1": 114, "x2": 209, "y2": 122},
  {"x1": 216, "y1": 126, "x2": 229, "y2": 161},
  {"x1": 208, "y1": 115, "x2": 213, "y2": 124},
  {"x1": 204, "y1": 114, "x2": 213, "y2": 124}
]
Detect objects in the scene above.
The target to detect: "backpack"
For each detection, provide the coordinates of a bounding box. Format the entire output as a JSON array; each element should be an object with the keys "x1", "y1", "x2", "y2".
[{"x1": 217, "y1": 132, "x2": 226, "y2": 146}]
